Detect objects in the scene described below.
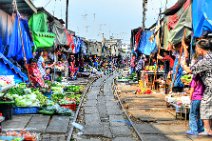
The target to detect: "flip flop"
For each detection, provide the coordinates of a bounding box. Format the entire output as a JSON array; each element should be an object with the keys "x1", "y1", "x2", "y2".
[{"x1": 199, "y1": 131, "x2": 212, "y2": 136}]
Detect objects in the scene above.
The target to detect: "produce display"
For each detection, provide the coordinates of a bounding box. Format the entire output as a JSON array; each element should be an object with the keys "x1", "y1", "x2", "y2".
[
  {"x1": 181, "y1": 74, "x2": 192, "y2": 85},
  {"x1": 3, "y1": 130, "x2": 37, "y2": 141},
  {"x1": 65, "y1": 94, "x2": 81, "y2": 105},
  {"x1": 0, "y1": 81, "x2": 84, "y2": 116},
  {"x1": 117, "y1": 73, "x2": 137, "y2": 82},
  {"x1": 145, "y1": 66, "x2": 156, "y2": 71},
  {"x1": 0, "y1": 75, "x2": 14, "y2": 88},
  {"x1": 2, "y1": 86, "x2": 47, "y2": 107}
]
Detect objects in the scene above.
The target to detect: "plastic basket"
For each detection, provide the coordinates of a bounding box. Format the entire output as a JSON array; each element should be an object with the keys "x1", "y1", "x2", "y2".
[
  {"x1": 13, "y1": 107, "x2": 40, "y2": 115},
  {"x1": 0, "y1": 136, "x2": 24, "y2": 141},
  {"x1": 44, "y1": 91, "x2": 53, "y2": 99},
  {"x1": 60, "y1": 103, "x2": 76, "y2": 111}
]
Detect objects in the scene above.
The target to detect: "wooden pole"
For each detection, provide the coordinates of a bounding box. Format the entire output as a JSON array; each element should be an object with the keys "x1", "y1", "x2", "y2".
[
  {"x1": 151, "y1": 28, "x2": 161, "y2": 89},
  {"x1": 151, "y1": 9, "x2": 161, "y2": 90},
  {"x1": 66, "y1": 0, "x2": 69, "y2": 29}
]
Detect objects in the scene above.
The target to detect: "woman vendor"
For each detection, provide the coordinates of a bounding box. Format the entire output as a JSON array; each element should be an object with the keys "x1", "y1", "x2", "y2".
[
  {"x1": 25, "y1": 58, "x2": 45, "y2": 87},
  {"x1": 183, "y1": 39, "x2": 212, "y2": 135}
]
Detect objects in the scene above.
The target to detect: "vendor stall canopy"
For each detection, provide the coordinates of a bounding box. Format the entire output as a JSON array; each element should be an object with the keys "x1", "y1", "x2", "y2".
[
  {"x1": 137, "y1": 31, "x2": 157, "y2": 56},
  {"x1": 162, "y1": 0, "x2": 192, "y2": 49},
  {"x1": 192, "y1": 0, "x2": 212, "y2": 37}
]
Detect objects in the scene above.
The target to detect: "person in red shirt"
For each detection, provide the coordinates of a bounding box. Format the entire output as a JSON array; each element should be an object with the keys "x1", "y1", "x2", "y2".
[{"x1": 158, "y1": 51, "x2": 174, "y2": 80}]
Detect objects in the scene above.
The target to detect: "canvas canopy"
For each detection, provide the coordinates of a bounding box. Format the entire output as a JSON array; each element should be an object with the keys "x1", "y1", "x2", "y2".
[
  {"x1": 51, "y1": 19, "x2": 69, "y2": 46},
  {"x1": 162, "y1": 0, "x2": 191, "y2": 49}
]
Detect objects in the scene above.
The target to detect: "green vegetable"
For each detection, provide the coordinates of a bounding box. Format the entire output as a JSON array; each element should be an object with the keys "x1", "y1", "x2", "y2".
[
  {"x1": 66, "y1": 94, "x2": 81, "y2": 104},
  {"x1": 51, "y1": 93, "x2": 64, "y2": 102},
  {"x1": 59, "y1": 99, "x2": 75, "y2": 105},
  {"x1": 12, "y1": 138, "x2": 23, "y2": 141},
  {"x1": 56, "y1": 76, "x2": 62, "y2": 82},
  {"x1": 39, "y1": 109, "x2": 55, "y2": 115}
]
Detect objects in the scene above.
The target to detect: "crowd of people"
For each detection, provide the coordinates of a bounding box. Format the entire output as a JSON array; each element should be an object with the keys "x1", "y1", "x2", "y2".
[
  {"x1": 130, "y1": 38, "x2": 212, "y2": 136},
  {"x1": 22, "y1": 48, "x2": 123, "y2": 88}
]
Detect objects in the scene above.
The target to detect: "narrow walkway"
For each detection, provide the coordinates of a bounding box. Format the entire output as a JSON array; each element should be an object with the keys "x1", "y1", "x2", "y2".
[{"x1": 77, "y1": 75, "x2": 137, "y2": 141}]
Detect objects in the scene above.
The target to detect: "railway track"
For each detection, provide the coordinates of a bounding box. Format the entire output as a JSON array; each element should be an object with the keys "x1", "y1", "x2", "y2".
[
  {"x1": 66, "y1": 77, "x2": 98, "y2": 141},
  {"x1": 112, "y1": 79, "x2": 143, "y2": 141},
  {"x1": 68, "y1": 74, "x2": 141, "y2": 141}
]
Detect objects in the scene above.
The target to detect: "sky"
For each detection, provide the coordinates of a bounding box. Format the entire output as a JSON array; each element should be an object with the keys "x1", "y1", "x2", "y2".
[{"x1": 33, "y1": 0, "x2": 177, "y2": 44}]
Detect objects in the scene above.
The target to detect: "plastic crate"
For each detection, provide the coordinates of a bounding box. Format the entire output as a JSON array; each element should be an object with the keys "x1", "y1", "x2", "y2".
[
  {"x1": 0, "y1": 136, "x2": 24, "y2": 141},
  {"x1": 13, "y1": 107, "x2": 40, "y2": 115},
  {"x1": 60, "y1": 103, "x2": 76, "y2": 111}
]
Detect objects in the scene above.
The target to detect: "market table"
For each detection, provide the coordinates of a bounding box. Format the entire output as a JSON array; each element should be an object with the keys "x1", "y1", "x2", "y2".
[{"x1": 140, "y1": 71, "x2": 165, "y2": 88}]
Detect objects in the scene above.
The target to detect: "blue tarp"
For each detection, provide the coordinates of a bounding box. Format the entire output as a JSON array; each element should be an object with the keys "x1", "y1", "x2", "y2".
[
  {"x1": 193, "y1": 0, "x2": 212, "y2": 37},
  {"x1": 74, "y1": 37, "x2": 82, "y2": 54},
  {"x1": 137, "y1": 31, "x2": 157, "y2": 55},
  {"x1": 0, "y1": 53, "x2": 28, "y2": 83},
  {"x1": 7, "y1": 14, "x2": 33, "y2": 61},
  {"x1": 0, "y1": 10, "x2": 11, "y2": 54}
]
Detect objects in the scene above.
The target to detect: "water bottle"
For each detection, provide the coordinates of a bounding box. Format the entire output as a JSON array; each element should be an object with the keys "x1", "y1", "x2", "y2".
[{"x1": 72, "y1": 122, "x2": 84, "y2": 131}]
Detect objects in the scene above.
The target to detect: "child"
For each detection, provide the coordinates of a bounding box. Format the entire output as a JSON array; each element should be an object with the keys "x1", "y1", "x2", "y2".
[
  {"x1": 44, "y1": 68, "x2": 52, "y2": 81},
  {"x1": 186, "y1": 74, "x2": 204, "y2": 135}
]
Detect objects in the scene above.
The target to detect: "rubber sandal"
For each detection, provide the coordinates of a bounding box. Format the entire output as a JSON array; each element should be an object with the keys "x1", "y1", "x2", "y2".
[
  {"x1": 186, "y1": 130, "x2": 198, "y2": 135},
  {"x1": 199, "y1": 131, "x2": 210, "y2": 136}
]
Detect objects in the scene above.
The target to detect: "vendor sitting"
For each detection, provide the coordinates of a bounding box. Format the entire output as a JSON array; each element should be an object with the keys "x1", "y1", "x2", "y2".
[{"x1": 25, "y1": 58, "x2": 45, "y2": 87}]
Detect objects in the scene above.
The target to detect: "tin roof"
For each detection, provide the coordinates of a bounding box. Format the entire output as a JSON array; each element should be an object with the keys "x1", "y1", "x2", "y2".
[{"x1": 0, "y1": 0, "x2": 37, "y2": 16}]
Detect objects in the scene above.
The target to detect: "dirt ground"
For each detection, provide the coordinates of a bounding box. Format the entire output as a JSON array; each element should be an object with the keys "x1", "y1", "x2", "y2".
[{"x1": 116, "y1": 82, "x2": 212, "y2": 141}]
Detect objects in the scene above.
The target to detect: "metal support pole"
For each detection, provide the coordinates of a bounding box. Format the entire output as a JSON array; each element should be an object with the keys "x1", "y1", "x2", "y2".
[{"x1": 66, "y1": 0, "x2": 69, "y2": 29}]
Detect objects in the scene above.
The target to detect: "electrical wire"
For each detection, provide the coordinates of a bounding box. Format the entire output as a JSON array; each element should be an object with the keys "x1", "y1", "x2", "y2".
[{"x1": 44, "y1": 0, "x2": 51, "y2": 8}]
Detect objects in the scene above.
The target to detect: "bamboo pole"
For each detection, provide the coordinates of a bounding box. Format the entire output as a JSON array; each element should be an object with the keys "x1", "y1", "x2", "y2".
[
  {"x1": 13, "y1": 0, "x2": 31, "y2": 83},
  {"x1": 151, "y1": 28, "x2": 161, "y2": 89},
  {"x1": 151, "y1": 10, "x2": 161, "y2": 90}
]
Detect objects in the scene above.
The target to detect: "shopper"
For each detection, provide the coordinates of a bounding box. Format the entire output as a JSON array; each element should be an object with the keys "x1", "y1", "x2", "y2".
[
  {"x1": 130, "y1": 54, "x2": 136, "y2": 74},
  {"x1": 135, "y1": 56, "x2": 145, "y2": 81},
  {"x1": 186, "y1": 74, "x2": 204, "y2": 135},
  {"x1": 183, "y1": 39, "x2": 212, "y2": 136},
  {"x1": 36, "y1": 51, "x2": 46, "y2": 77}
]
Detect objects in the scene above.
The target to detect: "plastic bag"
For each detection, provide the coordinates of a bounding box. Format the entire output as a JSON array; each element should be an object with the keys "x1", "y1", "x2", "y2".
[{"x1": 56, "y1": 106, "x2": 74, "y2": 116}]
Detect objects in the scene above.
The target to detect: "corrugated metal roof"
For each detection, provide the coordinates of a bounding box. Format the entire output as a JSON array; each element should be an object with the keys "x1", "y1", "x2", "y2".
[{"x1": 0, "y1": 0, "x2": 37, "y2": 16}]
